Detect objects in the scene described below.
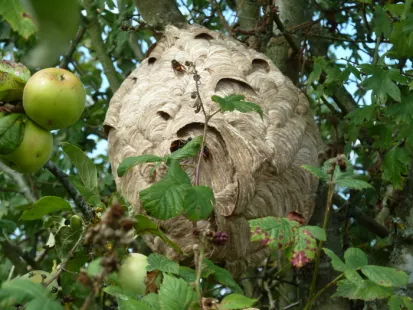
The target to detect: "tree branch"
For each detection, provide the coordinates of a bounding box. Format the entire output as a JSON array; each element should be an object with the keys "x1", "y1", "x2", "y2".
[
  {"x1": 0, "y1": 160, "x2": 36, "y2": 203},
  {"x1": 44, "y1": 161, "x2": 94, "y2": 221},
  {"x1": 60, "y1": 24, "x2": 86, "y2": 69},
  {"x1": 134, "y1": 0, "x2": 185, "y2": 30},
  {"x1": 83, "y1": 0, "x2": 121, "y2": 93}
]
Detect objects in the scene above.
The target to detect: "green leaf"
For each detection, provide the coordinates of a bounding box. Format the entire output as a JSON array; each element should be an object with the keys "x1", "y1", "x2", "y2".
[
  {"x1": 0, "y1": 113, "x2": 26, "y2": 155},
  {"x1": 178, "y1": 266, "x2": 196, "y2": 283},
  {"x1": 62, "y1": 142, "x2": 98, "y2": 191},
  {"x1": 307, "y1": 57, "x2": 328, "y2": 84},
  {"x1": 147, "y1": 253, "x2": 180, "y2": 274},
  {"x1": 333, "y1": 279, "x2": 392, "y2": 300},
  {"x1": 335, "y1": 178, "x2": 373, "y2": 190},
  {"x1": 203, "y1": 258, "x2": 242, "y2": 293},
  {"x1": 383, "y1": 147, "x2": 409, "y2": 189},
  {"x1": 249, "y1": 217, "x2": 299, "y2": 250},
  {"x1": 362, "y1": 67, "x2": 401, "y2": 104},
  {"x1": 54, "y1": 225, "x2": 82, "y2": 260},
  {"x1": 373, "y1": 5, "x2": 392, "y2": 38},
  {"x1": 86, "y1": 258, "x2": 103, "y2": 277},
  {"x1": 220, "y1": 294, "x2": 257, "y2": 309},
  {"x1": 183, "y1": 185, "x2": 215, "y2": 220},
  {"x1": 21, "y1": 196, "x2": 72, "y2": 220},
  {"x1": 140, "y1": 160, "x2": 191, "y2": 220},
  {"x1": 344, "y1": 248, "x2": 368, "y2": 270},
  {"x1": 291, "y1": 228, "x2": 317, "y2": 267},
  {"x1": 0, "y1": 279, "x2": 62, "y2": 309},
  {"x1": 300, "y1": 165, "x2": 329, "y2": 180},
  {"x1": 0, "y1": 219, "x2": 17, "y2": 232},
  {"x1": 323, "y1": 248, "x2": 347, "y2": 272},
  {"x1": 211, "y1": 94, "x2": 263, "y2": 119},
  {"x1": 134, "y1": 215, "x2": 182, "y2": 254},
  {"x1": 361, "y1": 266, "x2": 409, "y2": 287},
  {"x1": 345, "y1": 105, "x2": 376, "y2": 125},
  {"x1": 388, "y1": 295, "x2": 413, "y2": 310},
  {"x1": 344, "y1": 269, "x2": 364, "y2": 284},
  {"x1": 117, "y1": 154, "x2": 163, "y2": 177},
  {"x1": 159, "y1": 274, "x2": 196, "y2": 310},
  {"x1": 141, "y1": 293, "x2": 161, "y2": 309},
  {"x1": 300, "y1": 226, "x2": 326, "y2": 241},
  {"x1": 0, "y1": 61, "x2": 31, "y2": 102},
  {"x1": 117, "y1": 297, "x2": 152, "y2": 310},
  {"x1": 0, "y1": 1, "x2": 37, "y2": 39},
  {"x1": 386, "y1": 95, "x2": 413, "y2": 124},
  {"x1": 168, "y1": 136, "x2": 203, "y2": 161}
]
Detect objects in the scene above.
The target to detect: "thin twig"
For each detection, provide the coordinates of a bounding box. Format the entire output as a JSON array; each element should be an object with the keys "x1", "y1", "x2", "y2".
[
  {"x1": 304, "y1": 273, "x2": 344, "y2": 310},
  {"x1": 0, "y1": 160, "x2": 36, "y2": 203},
  {"x1": 60, "y1": 24, "x2": 86, "y2": 69},
  {"x1": 44, "y1": 161, "x2": 94, "y2": 221},
  {"x1": 194, "y1": 243, "x2": 205, "y2": 303},
  {"x1": 308, "y1": 179, "x2": 335, "y2": 299},
  {"x1": 44, "y1": 231, "x2": 85, "y2": 287}
]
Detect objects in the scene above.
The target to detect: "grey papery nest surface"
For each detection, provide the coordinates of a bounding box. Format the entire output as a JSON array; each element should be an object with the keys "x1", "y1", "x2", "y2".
[{"x1": 104, "y1": 24, "x2": 322, "y2": 277}]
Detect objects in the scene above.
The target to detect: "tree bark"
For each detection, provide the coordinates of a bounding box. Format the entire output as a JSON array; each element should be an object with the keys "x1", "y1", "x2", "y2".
[{"x1": 134, "y1": 0, "x2": 185, "y2": 30}]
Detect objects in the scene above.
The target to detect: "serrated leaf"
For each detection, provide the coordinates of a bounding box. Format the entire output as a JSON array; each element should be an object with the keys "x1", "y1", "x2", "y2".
[
  {"x1": 134, "y1": 215, "x2": 182, "y2": 254},
  {"x1": 291, "y1": 229, "x2": 317, "y2": 267},
  {"x1": 373, "y1": 5, "x2": 392, "y2": 38},
  {"x1": 323, "y1": 248, "x2": 347, "y2": 272},
  {"x1": 220, "y1": 294, "x2": 257, "y2": 309},
  {"x1": 147, "y1": 253, "x2": 180, "y2": 274},
  {"x1": 117, "y1": 154, "x2": 163, "y2": 177},
  {"x1": 179, "y1": 266, "x2": 196, "y2": 283},
  {"x1": 307, "y1": 57, "x2": 328, "y2": 84},
  {"x1": 249, "y1": 217, "x2": 299, "y2": 250},
  {"x1": 0, "y1": 279, "x2": 62, "y2": 309},
  {"x1": 0, "y1": 61, "x2": 31, "y2": 102},
  {"x1": 55, "y1": 225, "x2": 82, "y2": 260},
  {"x1": 203, "y1": 258, "x2": 242, "y2": 293},
  {"x1": 211, "y1": 94, "x2": 263, "y2": 119},
  {"x1": 333, "y1": 279, "x2": 392, "y2": 300},
  {"x1": 383, "y1": 147, "x2": 409, "y2": 189},
  {"x1": 362, "y1": 67, "x2": 401, "y2": 104},
  {"x1": 117, "y1": 297, "x2": 152, "y2": 310},
  {"x1": 344, "y1": 269, "x2": 364, "y2": 284},
  {"x1": 183, "y1": 185, "x2": 215, "y2": 220},
  {"x1": 0, "y1": 219, "x2": 16, "y2": 232},
  {"x1": 140, "y1": 160, "x2": 191, "y2": 220},
  {"x1": 335, "y1": 178, "x2": 373, "y2": 190},
  {"x1": 388, "y1": 295, "x2": 413, "y2": 310},
  {"x1": 361, "y1": 266, "x2": 409, "y2": 287},
  {"x1": 61, "y1": 142, "x2": 97, "y2": 191},
  {"x1": 300, "y1": 226, "x2": 326, "y2": 241},
  {"x1": 168, "y1": 136, "x2": 203, "y2": 161},
  {"x1": 159, "y1": 274, "x2": 196, "y2": 310},
  {"x1": 301, "y1": 165, "x2": 329, "y2": 180},
  {"x1": 26, "y1": 297, "x2": 63, "y2": 310},
  {"x1": 141, "y1": 293, "x2": 160, "y2": 309},
  {"x1": 344, "y1": 248, "x2": 368, "y2": 270},
  {"x1": 345, "y1": 105, "x2": 376, "y2": 125},
  {"x1": 0, "y1": 1, "x2": 37, "y2": 39},
  {"x1": 0, "y1": 113, "x2": 25, "y2": 155},
  {"x1": 21, "y1": 196, "x2": 72, "y2": 220}
]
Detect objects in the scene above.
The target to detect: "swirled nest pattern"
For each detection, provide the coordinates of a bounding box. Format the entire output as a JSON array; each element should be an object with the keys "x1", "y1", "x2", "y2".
[{"x1": 104, "y1": 24, "x2": 322, "y2": 277}]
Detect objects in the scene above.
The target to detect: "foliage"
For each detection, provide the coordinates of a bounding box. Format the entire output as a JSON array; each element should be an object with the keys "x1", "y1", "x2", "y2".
[{"x1": 0, "y1": 0, "x2": 413, "y2": 309}]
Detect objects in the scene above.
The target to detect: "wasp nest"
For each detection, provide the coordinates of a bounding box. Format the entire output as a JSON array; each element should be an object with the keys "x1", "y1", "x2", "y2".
[{"x1": 104, "y1": 24, "x2": 322, "y2": 277}]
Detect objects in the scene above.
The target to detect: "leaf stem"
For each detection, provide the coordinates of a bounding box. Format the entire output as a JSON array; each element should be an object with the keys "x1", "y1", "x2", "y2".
[
  {"x1": 308, "y1": 179, "x2": 335, "y2": 299},
  {"x1": 44, "y1": 230, "x2": 85, "y2": 287},
  {"x1": 194, "y1": 242, "x2": 205, "y2": 303},
  {"x1": 304, "y1": 273, "x2": 344, "y2": 310}
]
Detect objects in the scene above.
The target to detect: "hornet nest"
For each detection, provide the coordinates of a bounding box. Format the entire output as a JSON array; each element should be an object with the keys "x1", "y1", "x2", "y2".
[{"x1": 104, "y1": 24, "x2": 322, "y2": 277}]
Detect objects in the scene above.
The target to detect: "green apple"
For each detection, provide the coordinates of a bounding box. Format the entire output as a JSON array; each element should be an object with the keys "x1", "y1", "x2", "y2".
[
  {"x1": 21, "y1": 270, "x2": 59, "y2": 295},
  {"x1": 23, "y1": 68, "x2": 85, "y2": 130},
  {"x1": 118, "y1": 253, "x2": 148, "y2": 295},
  {"x1": 70, "y1": 215, "x2": 83, "y2": 230},
  {"x1": 1, "y1": 119, "x2": 53, "y2": 173}
]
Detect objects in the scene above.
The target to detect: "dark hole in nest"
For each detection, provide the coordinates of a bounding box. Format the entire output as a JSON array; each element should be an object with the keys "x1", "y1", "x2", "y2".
[{"x1": 157, "y1": 111, "x2": 170, "y2": 120}]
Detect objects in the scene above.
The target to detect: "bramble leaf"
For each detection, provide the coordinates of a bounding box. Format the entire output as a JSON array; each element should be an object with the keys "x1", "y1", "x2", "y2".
[
  {"x1": 117, "y1": 154, "x2": 163, "y2": 177},
  {"x1": 211, "y1": 94, "x2": 263, "y2": 119}
]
